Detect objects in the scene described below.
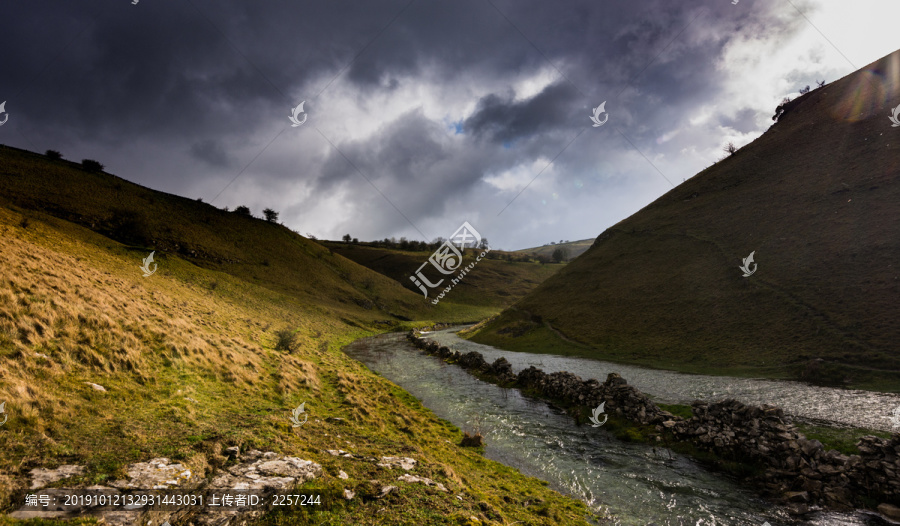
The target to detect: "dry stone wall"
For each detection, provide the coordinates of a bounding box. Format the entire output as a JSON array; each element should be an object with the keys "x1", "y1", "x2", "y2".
[{"x1": 407, "y1": 330, "x2": 900, "y2": 516}]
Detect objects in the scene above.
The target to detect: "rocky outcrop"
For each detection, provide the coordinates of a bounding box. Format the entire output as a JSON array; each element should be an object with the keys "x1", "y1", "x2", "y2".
[
  {"x1": 11, "y1": 450, "x2": 323, "y2": 526},
  {"x1": 109, "y1": 458, "x2": 194, "y2": 490},
  {"x1": 408, "y1": 330, "x2": 900, "y2": 516},
  {"x1": 209, "y1": 449, "x2": 321, "y2": 490},
  {"x1": 28, "y1": 465, "x2": 85, "y2": 489}
]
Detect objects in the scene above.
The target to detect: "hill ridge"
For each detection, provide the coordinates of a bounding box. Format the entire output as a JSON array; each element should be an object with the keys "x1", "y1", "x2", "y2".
[{"x1": 467, "y1": 48, "x2": 900, "y2": 391}]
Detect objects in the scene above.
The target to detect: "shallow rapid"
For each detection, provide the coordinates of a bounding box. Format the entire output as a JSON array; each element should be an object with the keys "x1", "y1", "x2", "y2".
[{"x1": 344, "y1": 332, "x2": 888, "y2": 525}]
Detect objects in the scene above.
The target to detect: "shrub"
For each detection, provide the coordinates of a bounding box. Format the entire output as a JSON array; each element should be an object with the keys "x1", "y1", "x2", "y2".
[
  {"x1": 772, "y1": 97, "x2": 792, "y2": 121},
  {"x1": 263, "y1": 208, "x2": 279, "y2": 223},
  {"x1": 551, "y1": 247, "x2": 569, "y2": 263},
  {"x1": 723, "y1": 142, "x2": 737, "y2": 156},
  {"x1": 342, "y1": 234, "x2": 351, "y2": 243},
  {"x1": 234, "y1": 205, "x2": 251, "y2": 216},
  {"x1": 460, "y1": 432, "x2": 484, "y2": 447},
  {"x1": 106, "y1": 209, "x2": 150, "y2": 245},
  {"x1": 45, "y1": 150, "x2": 62, "y2": 160},
  {"x1": 274, "y1": 328, "x2": 298, "y2": 352},
  {"x1": 81, "y1": 159, "x2": 104, "y2": 172},
  {"x1": 799, "y1": 85, "x2": 811, "y2": 95}
]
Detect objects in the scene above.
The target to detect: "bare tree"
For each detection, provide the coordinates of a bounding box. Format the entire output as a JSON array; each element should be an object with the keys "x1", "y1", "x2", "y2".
[{"x1": 723, "y1": 142, "x2": 738, "y2": 156}]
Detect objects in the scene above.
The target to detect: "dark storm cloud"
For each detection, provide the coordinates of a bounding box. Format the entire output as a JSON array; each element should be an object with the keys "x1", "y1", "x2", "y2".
[
  {"x1": 463, "y1": 82, "x2": 580, "y2": 143},
  {"x1": 190, "y1": 139, "x2": 232, "y2": 168},
  {"x1": 314, "y1": 108, "x2": 496, "y2": 224},
  {"x1": 0, "y1": 0, "x2": 820, "y2": 247}
]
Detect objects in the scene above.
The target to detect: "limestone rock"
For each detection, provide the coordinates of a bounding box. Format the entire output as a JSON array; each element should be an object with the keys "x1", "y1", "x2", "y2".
[
  {"x1": 398, "y1": 473, "x2": 447, "y2": 492},
  {"x1": 29, "y1": 465, "x2": 85, "y2": 489},
  {"x1": 377, "y1": 456, "x2": 416, "y2": 470},
  {"x1": 210, "y1": 452, "x2": 321, "y2": 490},
  {"x1": 378, "y1": 485, "x2": 397, "y2": 498},
  {"x1": 110, "y1": 458, "x2": 192, "y2": 490},
  {"x1": 878, "y1": 503, "x2": 900, "y2": 521}
]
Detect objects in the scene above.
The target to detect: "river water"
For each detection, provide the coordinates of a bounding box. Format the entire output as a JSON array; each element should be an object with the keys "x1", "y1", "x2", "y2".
[
  {"x1": 343, "y1": 331, "x2": 892, "y2": 526},
  {"x1": 422, "y1": 329, "x2": 900, "y2": 432}
]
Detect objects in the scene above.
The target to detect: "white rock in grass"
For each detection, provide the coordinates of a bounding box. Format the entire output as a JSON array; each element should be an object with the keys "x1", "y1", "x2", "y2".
[
  {"x1": 29, "y1": 465, "x2": 85, "y2": 489},
  {"x1": 86, "y1": 382, "x2": 107, "y2": 392},
  {"x1": 377, "y1": 456, "x2": 416, "y2": 470},
  {"x1": 397, "y1": 473, "x2": 447, "y2": 492},
  {"x1": 377, "y1": 485, "x2": 397, "y2": 498}
]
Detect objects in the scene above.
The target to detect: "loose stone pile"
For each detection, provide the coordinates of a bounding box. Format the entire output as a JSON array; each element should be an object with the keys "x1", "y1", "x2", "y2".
[{"x1": 408, "y1": 330, "x2": 900, "y2": 516}]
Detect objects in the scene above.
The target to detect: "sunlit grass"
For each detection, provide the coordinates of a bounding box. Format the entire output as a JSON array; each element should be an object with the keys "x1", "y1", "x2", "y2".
[{"x1": 0, "y1": 147, "x2": 597, "y2": 524}]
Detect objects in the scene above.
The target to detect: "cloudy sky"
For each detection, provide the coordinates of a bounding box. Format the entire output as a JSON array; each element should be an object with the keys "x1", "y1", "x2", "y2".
[{"x1": 2, "y1": 0, "x2": 898, "y2": 250}]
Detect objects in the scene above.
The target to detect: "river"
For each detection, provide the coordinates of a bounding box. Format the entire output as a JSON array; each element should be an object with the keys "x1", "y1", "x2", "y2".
[
  {"x1": 343, "y1": 331, "x2": 893, "y2": 525},
  {"x1": 422, "y1": 328, "x2": 900, "y2": 432}
]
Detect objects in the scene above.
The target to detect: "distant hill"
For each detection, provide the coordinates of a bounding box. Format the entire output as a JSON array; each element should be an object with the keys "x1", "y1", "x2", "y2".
[
  {"x1": 511, "y1": 239, "x2": 594, "y2": 260},
  {"x1": 466, "y1": 49, "x2": 900, "y2": 392},
  {"x1": 323, "y1": 241, "x2": 561, "y2": 308}
]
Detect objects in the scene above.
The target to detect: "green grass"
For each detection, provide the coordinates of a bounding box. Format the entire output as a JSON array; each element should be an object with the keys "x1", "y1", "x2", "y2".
[
  {"x1": 657, "y1": 404, "x2": 693, "y2": 420},
  {"x1": 323, "y1": 241, "x2": 561, "y2": 310},
  {"x1": 794, "y1": 423, "x2": 893, "y2": 456},
  {"x1": 0, "y1": 145, "x2": 598, "y2": 525}
]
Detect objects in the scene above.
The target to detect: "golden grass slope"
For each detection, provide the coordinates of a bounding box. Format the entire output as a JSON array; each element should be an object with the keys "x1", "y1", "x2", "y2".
[
  {"x1": 0, "y1": 184, "x2": 592, "y2": 524},
  {"x1": 0, "y1": 144, "x2": 430, "y2": 325}
]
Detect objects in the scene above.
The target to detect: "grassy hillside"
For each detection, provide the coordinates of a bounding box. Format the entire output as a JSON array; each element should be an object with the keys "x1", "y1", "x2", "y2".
[
  {"x1": 467, "y1": 50, "x2": 900, "y2": 392},
  {"x1": 0, "y1": 148, "x2": 594, "y2": 524},
  {"x1": 0, "y1": 144, "x2": 504, "y2": 325},
  {"x1": 324, "y1": 242, "x2": 561, "y2": 309},
  {"x1": 510, "y1": 239, "x2": 594, "y2": 261}
]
